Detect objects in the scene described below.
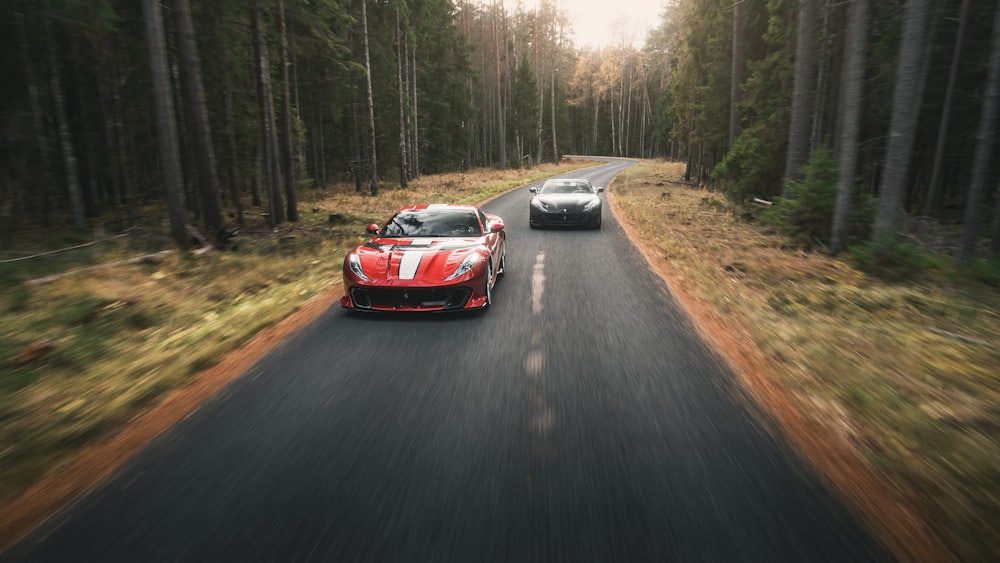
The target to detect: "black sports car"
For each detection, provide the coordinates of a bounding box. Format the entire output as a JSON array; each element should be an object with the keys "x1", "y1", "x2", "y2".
[{"x1": 528, "y1": 178, "x2": 604, "y2": 229}]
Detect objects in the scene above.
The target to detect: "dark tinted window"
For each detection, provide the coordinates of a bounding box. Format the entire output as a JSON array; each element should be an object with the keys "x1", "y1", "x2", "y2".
[
  {"x1": 539, "y1": 180, "x2": 594, "y2": 194},
  {"x1": 381, "y1": 210, "x2": 483, "y2": 237}
]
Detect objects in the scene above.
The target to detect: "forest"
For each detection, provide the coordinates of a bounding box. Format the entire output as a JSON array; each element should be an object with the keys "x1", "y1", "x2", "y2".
[{"x1": 1, "y1": 0, "x2": 999, "y2": 264}]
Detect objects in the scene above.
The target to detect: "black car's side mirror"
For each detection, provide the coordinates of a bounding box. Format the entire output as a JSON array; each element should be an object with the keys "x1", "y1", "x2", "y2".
[
  {"x1": 597, "y1": 187, "x2": 605, "y2": 193},
  {"x1": 529, "y1": 187, "x2": 538, "y2": 193}
]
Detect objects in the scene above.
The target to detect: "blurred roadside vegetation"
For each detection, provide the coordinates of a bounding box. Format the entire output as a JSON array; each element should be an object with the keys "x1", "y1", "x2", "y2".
[
  {"x1": 0, "y1": 162, "x2": 586, "y2": 507},
  {"x1": 2, "y1": 158, "x2": 998, "y2": 559},
  {"x1": 613, "y1": 160, "x2": 999, "y2": 561}
]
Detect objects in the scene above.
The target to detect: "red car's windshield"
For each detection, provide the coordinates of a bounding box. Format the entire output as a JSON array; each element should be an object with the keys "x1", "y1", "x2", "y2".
[{"x1": 381, "y1": 210, "x2": 483, "y2": 238}]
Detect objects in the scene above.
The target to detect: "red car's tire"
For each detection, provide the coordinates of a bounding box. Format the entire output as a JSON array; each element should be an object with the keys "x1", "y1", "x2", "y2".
[{"x1": 482, "y1": 259, "x2": 493, "y2": 310}]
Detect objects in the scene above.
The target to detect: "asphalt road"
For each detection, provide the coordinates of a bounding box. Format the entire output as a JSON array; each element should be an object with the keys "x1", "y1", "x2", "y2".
[{"x1": 4, "y1": 158, "x2": 889, "y2": 562}]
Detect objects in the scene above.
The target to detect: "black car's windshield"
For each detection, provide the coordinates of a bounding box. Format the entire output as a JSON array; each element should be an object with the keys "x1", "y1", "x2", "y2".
[
  {"x1": 380, "y1": 210, "x2": 483, "y2": 237},
  {"x1": 539, "y1": 181, "x2": 594, "y2": 195}
]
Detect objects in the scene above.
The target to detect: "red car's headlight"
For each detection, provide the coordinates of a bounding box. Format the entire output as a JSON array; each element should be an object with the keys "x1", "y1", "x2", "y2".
[
  {"x1": 348, "y1": 253, "x2": 371, "y2": 281},
  {"x1": 444, "y1": 254, "x2": 477, "y2": 281}
]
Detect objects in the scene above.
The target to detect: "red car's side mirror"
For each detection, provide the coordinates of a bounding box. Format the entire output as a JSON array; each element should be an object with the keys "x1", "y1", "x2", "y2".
[
  {"x1": 365, "y1": 223, "x2": 380, "y2": 235},
  {"x1": 489, "y1": 220, "x2": 505, "y2": 233}
]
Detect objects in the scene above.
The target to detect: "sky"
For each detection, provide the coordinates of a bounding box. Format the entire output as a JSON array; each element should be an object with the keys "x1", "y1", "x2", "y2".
[
  {"x1": 519, "y1": 0, "x2": 667, "y2": 50},
  {"x1": 567, "y1": 0, "x2": 666, "y2": 49}
]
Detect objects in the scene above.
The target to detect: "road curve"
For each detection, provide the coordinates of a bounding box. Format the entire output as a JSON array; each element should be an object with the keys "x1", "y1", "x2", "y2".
[{"x1": 3, "y1": 159, "x2": 888, "y2": 562}]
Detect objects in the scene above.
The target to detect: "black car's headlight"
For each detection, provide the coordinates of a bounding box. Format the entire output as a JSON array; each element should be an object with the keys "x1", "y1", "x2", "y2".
[
  {"x1": 348, "y1": 253, "x2": 371, "y2": 281},
  {"x1": 582, "y1": 198, "x2": 601, "y2": 212},
  {"x1": 531, "y1": 199, "x2": 550, "y2": 211},
  {"x1": 444, "y1": 255, "x2": 477, "y2": 281}
]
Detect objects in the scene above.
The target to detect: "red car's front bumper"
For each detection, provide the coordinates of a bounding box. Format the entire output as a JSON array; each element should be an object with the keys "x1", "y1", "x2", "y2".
[{"x1": 340, "y1": 277, "x2": 489, "y2": 312}]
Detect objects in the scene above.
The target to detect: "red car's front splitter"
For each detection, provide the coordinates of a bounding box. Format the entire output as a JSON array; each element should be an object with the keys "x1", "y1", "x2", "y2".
[{"x1": 341, "y1": 286, "x2": 487, "y2": 311}]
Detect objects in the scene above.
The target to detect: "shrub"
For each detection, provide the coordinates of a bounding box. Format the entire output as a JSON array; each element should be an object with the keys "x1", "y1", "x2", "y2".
[
  {"x1": 760, "y1": 148, "x2": 837, "y2": 247},
  {"x1": 715, "y1": 122, "x2": 786, "y2": 202},
  {"x1": 850, "y1": 235, "x2": 942, "y2": 282},
  {"x1": 757, "y1": 148, "x2": 874, "y2": 249},
  {"x1": 963, "y1": 258, "x2": 1000, "y2": 288}
]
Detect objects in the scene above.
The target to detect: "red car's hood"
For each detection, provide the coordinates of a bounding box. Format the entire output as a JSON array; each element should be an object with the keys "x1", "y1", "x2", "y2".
[{"x1": 353, "y1": 237, "x2": 485, "y2": 282}]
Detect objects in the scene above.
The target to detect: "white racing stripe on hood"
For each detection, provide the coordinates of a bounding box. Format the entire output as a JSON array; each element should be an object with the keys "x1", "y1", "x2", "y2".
[{"x1": 398, "y1": 251, "x2": 423, "y2": 279}]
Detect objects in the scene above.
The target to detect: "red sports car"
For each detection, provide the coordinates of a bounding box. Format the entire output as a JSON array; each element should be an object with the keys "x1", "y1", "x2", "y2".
[{"x1": 341, "y1": 204, "x2": 506, "y2": 312}]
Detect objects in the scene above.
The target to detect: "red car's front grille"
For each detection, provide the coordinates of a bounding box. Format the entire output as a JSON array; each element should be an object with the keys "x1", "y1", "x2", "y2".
[{"x1": 351, "y1": 287, "x2": 472, "y2": 310}]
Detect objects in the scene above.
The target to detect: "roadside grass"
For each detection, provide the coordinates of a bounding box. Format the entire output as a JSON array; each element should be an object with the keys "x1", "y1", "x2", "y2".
[
  {"x1": 610, "y1": 160, "x2": 1000, "y2": 561},
  {"x1": 0, "y1": 161, "x2": 591, "y2": 506}
]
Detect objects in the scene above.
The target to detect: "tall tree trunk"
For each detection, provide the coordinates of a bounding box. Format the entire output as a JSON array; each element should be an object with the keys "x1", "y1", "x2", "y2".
[
  {"x1": 45, "y1": 3, "x2": 86, "y2": 231},
  {"x1": 493, "y1": 2, "x2": 507, "y2": 168},
  {"x1": 17, "y1": 8, "x2": 57, "y2": 225},
  {"x1": 957, "y1": 0, "x2": 1000, "y2": 262},
  {"x1": 252, "y1": 0, "x2": 285, "y2": 224},
  {"x1": 784, "y1": 0, "x2": 819, "y2": 189},
  {"x1": 97, "y1": 64, "x2": 124, "y2": 214},
  {"x1": 873, "y1": 0, "x2": 931, "y2": 240},
  {"x1": 592, "y1": 96, "x2": 600, "y2": 151},
  {"x1": 535, "y1": 9, "x2": 544, "y2": 165},
  {"x1": 361, "y1": 0, "x2": 379, "y2": 195},
  {"x1": 924, "y1": 0, "x2": 971, "y2": 218},
  {"x1": 396, "y1": 6, "x2": 408, "y2": 189},
  {"x1": 70, "y1": 39, "x2": 99, "y2": 218},
  {"x1": 811, "y1": 0, "x2": 834, "y2": 150},
  {"x1": 276, "y1": 0, "x2": 298, "y2": 220},
  {"x1": 173, "y1": 0, "x2": 223, "y2": 239},
  {"x1": 221, "y1": 71, "x2": 244, "y2": 224},
  {"x1": 831, "y1": 0, "x2": 869, "y2": 255},
  {"x1": 550, "y1": 65, "x2": 558, "y2": 163},
  {"x1": 111, "y1": 61, "x2": 135, "y2": 221},
  {"x1": 729, "y1": 0, "x2": 745, "y2": 149},
  {"x1": 142, "y1": 0, "x2": 187, "y2": 247},
  {"x1": 410, "y1": 43, "x2": 420, "y2": 179}
]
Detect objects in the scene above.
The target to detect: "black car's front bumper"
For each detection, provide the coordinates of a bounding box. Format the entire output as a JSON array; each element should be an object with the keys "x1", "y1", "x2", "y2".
[{"x1": 529, "y1": 207, "x2": 601, "y2": 228}]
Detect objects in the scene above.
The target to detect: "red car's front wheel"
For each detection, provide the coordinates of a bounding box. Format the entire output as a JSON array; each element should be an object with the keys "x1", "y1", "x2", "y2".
[{"x1": 482, "y1": 259, "x2": 493, "y2": 310}]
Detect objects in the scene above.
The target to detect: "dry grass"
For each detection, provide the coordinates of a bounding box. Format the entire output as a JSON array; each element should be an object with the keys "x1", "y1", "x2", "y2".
[{"x1": 610, "y1": 160, "x2": 1000, "y2": 561}]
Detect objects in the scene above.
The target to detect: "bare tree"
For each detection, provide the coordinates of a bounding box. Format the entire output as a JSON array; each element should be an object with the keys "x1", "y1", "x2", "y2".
[
  {"x1": 142, "y1": 0, "x2": 187, "y2": 247},
  {"x1": 831, "y1": 0, "x2": 869, "y2": 254}
]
